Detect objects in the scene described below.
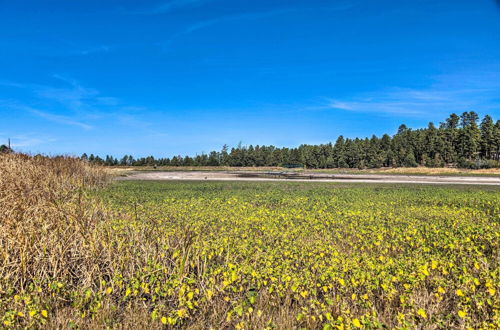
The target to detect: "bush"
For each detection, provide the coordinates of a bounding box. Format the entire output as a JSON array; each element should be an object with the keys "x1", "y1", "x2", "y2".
[
  {"x1": 457, "y1": 158, "x2": 500, "y2": 169},
  {"x1": 403, "y1": 152, "x2": 418, "y2": 167}
]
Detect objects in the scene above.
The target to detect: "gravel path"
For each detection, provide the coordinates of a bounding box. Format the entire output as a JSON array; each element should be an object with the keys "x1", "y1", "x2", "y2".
[{"x1": 118, "y1": 171, "x2": 500, "y2": 186}]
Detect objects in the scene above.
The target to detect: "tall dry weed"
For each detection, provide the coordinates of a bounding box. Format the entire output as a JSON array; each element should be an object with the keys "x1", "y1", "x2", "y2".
[{"x1": 0, "y1": 153, "x2": 109, "y2": 291}]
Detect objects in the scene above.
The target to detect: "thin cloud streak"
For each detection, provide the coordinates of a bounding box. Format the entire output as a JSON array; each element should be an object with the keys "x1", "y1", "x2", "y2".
[
  {"x1": 74, "y1": 45, "x2": 112, "y2": 56},
  {"x1": 161, "y1": 10, "x2": 291, "y2": 50},
  {"x1": 1, "y1": 76, "x2": 103, "y2": 115},
  {"x1": 30, "y1": 109, "x2": 93, "y2": 130},
  {"x1": 127, "y1": 0, "x2": 211, "y2": 15},
  {"x1": 3, "y1": 75, "x2": 117, "y2": 118},
  {"x1": 0, "y1": 99, "x2": 95, "y2": 130},
  {"x1": 327, "y1": 71, "x2": 500, "y2": 117},
  {"x1": 161, "y1": 2, "x2": 357, "y2": 50},
  {"x1": 328, "y1": 89, "x2": 492, "y2": 116},
  {"x1": 1, "y1": 134, "x2": 56, "y2": 148}
]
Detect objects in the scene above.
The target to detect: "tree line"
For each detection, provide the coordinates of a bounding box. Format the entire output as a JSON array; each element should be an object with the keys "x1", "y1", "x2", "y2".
[{"x1": 82, "y1": 112, "x2": 500, "y2": 169}]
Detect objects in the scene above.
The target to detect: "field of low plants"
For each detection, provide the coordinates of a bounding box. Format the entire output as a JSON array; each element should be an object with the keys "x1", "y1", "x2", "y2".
[{"x1": 1, "y1": 154, "x2": 499, "y2": 328}]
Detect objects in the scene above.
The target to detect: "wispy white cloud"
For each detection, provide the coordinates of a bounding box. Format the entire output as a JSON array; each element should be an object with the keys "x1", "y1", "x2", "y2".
[
  {"x1": 0, "y1": 133, "x2": 56, "y2": 148},
  {"x1": 128, "y1": 0, "x2": 211, "y2": 15},
  {"x1": 0, "y1": 80, "x2": 27, "y2": 88},
  {"x1": 1, "y1": 75, "x2": 118, "y2": 118},
  {"x1": 160, "y1": 2, "x2": 357, "y2": 50},
  {"x1": 30, "y1": 109, "x2": 94, "y2": 130},
  {"x1": 161, "y1": 9, "x2": 299, "y2": 50},
  {"x1": 0, "y1": 100, "x2": 94, "y2": 130},
  {"x1": 327, "y1": 70, "x2": 500, "y2": 117},
  {"x1": 328, "y1": 89, "x2": 454, "y2": 116},
  {"x1": 73, "y1": 45, "x2": 112, "y2": 56},
  {"x1": 0, "y1": 38, "x2": 113, "y2": 58},
  {"x1": 49, "y1": 43, "x2": 113, "y2": 57},
  {"x1": 0, "y1": 76, "x2": 158, "y2": 132},
  {"x1": 116, "y1": 111, "x2": 153, "y2": 129},
  {"x1": 34, "y1": 76, "x2": 100, "y2": 114}
]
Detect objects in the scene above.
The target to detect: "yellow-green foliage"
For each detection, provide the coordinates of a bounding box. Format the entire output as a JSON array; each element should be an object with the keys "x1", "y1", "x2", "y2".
[
  {"x1": 95, "y1": 182, "x2": 499, "y2": 329},
  {"x1": 0, "y1": 155, "x2": 499, "y2": 328}
]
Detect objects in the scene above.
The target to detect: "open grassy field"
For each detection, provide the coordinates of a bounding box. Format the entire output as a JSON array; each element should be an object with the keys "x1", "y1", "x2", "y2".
[{"x1": 1, "y1": 155, "x2": 499, "y2": 328}]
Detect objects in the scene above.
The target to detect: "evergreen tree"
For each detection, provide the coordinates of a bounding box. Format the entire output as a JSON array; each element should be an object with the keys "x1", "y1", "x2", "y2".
[
  {"x1": 480, "y1": 115, "x2": 495, "y2": 159},
  {"x1": 333, "y1": 136, "x2": 347, "y2": 168},
  {"x1": 494, "y1": 120, "x2": 500, "y2": 161},
  {"x1": 458, "y1": 112, "x2": 481, "y2": 160}
]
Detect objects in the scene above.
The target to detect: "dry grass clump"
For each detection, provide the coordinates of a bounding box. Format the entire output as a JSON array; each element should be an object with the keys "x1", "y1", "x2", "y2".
[
  {"x1": 0, "y1": 153, "x2": 113, "y2": 326},
  {"x1": 0, "y1": 154, "x2": 108, "y2": 286}
]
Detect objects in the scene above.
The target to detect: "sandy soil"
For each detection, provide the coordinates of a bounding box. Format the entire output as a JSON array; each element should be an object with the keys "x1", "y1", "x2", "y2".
[{"x1": 118, "y1": 171, "x2": 500, "y2": 186}]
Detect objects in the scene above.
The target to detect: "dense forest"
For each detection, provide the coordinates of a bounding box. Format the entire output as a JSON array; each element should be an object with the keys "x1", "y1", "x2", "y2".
[{"x1": 82, "y1": 112, "x2": 500, "y2": 169}]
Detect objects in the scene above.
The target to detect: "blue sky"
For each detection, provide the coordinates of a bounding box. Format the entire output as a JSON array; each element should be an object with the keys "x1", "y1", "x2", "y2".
[{"x1": 1, "y1": 0, "x2": 499, "y2": 157}]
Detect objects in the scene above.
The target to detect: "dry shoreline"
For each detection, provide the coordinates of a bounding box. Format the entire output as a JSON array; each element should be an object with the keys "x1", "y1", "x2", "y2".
[
  {"x1": 107, "y1": 166, "x2": 500, "y2": 177},
  {"x1": 118, "y1": 170, "x2": 500, "y2": 186}
]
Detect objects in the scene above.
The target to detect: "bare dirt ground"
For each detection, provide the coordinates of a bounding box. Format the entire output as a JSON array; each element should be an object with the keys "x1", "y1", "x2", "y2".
[
  {"x1": 117, "y1": 170, "x2": 500, "y2": 186},
  {"x1": 106, "y1": 166, "x2": 500, "y2": 177}
]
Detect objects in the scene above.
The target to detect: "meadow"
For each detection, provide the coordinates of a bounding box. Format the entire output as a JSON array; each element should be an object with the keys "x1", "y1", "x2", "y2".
[{"x1": 1, "y1": 154, "x2": 499, "y2": 329}]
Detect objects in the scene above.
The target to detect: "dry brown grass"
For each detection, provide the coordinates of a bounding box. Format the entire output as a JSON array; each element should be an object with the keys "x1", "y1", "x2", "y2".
[
  {"x1": 0, "y1": 154, "x2": 116, "y2": 327},
  {"x1": 0, "y1": 154, "x2": 109, "y2": 285}
]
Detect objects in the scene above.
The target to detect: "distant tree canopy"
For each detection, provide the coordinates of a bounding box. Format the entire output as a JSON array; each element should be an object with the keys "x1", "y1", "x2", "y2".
[{"x1": 84, "y1": 112, "x2": 500, "y2": 169}]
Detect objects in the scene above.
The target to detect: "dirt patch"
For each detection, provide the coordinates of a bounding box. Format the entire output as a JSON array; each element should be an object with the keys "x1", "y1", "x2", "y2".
[
  {"x1": 105, "y1": 166, "x2": 500, "y2": 177},
  {"x1": 117, "y1": 171, "x2": 500, "y2": 186}
]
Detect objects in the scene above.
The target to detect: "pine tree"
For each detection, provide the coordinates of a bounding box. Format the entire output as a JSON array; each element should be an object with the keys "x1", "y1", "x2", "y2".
[{"x1": 480, "y1": 115, "x2": 495, "y2": 159}]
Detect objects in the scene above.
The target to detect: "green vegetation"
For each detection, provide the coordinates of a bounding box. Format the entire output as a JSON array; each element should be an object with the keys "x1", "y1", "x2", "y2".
[
  {"x1": 85, "y1": 112, "x2": 500, "y2": 169},
  {"x1": 97, "y1": 181, "x2": 499, "y2": 328},
  {"x1": 2, "y1": 153, "x2": 498, "y2": 328}
]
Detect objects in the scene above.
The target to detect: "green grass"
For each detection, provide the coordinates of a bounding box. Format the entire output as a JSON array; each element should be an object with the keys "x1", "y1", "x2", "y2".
[
  {"x1": 93, "y1": 180, "x2": 500, "y2": 328},
  {"x1": 102, "y1": 180, "x2": 500, "y2": 202}
]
